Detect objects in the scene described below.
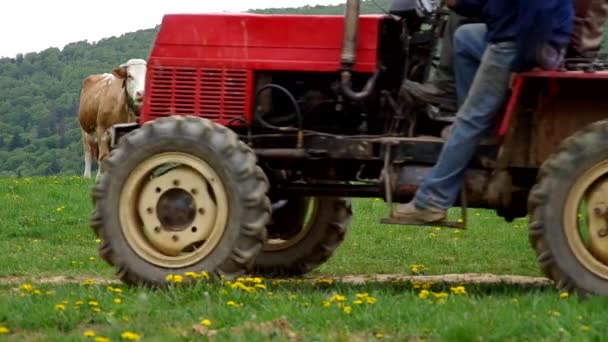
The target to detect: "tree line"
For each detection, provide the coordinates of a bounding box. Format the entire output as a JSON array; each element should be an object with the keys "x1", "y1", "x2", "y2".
[{"x1": 0, "y1": 0, "x2": 605, "y2": 176}]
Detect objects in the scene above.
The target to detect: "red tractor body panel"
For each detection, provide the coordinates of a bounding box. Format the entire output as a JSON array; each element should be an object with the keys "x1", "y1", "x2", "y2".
[{"x1": 141, "y1": 13, "x2": 384, "y2": 125}]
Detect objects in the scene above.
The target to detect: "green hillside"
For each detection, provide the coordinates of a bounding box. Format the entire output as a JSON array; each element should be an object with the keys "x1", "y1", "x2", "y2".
[
  {"x1": 0, "y1": 1, "x2": 390, "y2": 177},
  {"x1": 0, "y1": 0, "x2": 605, "y2": 177}
]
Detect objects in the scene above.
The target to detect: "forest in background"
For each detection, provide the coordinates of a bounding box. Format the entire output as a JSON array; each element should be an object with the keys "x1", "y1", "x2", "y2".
[{"x1": 0, "y1": 0, "x2": 604, "y2": 176}]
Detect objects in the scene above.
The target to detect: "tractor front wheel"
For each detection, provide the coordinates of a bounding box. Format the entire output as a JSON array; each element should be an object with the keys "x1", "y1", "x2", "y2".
[
  {"x1": 529, "y1": 120, "x2": 608, "y2": 296},
  {"x1": 91, "y1": 116, "x2": 270, "y2": 287}
]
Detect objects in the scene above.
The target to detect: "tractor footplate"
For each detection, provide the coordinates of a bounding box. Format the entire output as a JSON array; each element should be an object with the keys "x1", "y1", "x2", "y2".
[{"x1": 380, "y1": 217, "x2": 466, "y2": 229}]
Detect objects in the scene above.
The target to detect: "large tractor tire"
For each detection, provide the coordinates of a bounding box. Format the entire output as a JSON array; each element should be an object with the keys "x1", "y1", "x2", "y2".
[
  {"x1": 253, "y1": 196, "x2": 352, "y2": 276},
  {"x1": 528, "y1": 119, "x2": 608, "y2": 296},
  {"x1": 91, "y1": 116, "x2": 271, "y2": 287}
]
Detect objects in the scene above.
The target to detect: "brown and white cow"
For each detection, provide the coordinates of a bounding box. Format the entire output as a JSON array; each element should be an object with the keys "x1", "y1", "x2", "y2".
[{"x1": 78, "y1": 59, "x2": 147, "y2": 178}]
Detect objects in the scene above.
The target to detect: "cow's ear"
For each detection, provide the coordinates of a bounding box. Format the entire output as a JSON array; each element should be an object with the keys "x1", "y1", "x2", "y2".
[{"x1": 112, "y1": 67, "x2": 127, "y2": 79}]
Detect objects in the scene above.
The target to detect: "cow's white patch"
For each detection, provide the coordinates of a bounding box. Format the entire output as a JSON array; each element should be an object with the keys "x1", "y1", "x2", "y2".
[{"x1": 120, "y1": 59, "x2": 147, "y2": 107}]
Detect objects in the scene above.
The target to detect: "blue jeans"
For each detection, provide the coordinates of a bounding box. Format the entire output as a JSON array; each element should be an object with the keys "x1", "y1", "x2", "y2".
[{"x1": 413, "y1": 24, "x2": 517, "y2": 210}]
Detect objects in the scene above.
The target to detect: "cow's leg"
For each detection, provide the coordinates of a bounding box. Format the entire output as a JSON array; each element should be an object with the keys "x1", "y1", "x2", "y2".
[
  {"x1": 96, "y1": 128, "x2": 111, "y2": 180},
  {"x1": 82, "y1": 129, "x2": 93, "y2": 178}
]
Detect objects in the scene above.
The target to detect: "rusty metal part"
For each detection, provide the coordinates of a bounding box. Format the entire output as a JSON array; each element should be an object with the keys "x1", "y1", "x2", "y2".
[
  {"x1": 564, "y1": 160, "x2": 608, "y2": 279},
  {"x1": 120, "y1": 153, "x2": 228, "y2": 267},
  {"x1": 341, "y1": 0, "x2": 360, "y2": 66}
]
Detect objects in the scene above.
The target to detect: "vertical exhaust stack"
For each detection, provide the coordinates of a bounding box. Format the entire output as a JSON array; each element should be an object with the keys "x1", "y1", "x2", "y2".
[
  {"x1": 340, "y1": 0, "x2": 379, "y2": 101},
  {"x1": 341, "y1": 0, "x2": 361, "y2": 68}
]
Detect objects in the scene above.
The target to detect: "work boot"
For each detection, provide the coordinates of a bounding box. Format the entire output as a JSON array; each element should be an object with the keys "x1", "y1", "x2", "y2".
[
  {"x1": 393, "y1": 201, "x2": 447, "y2": 224},
  {"x1": 401, "y1": 79, "x2": 458, "y2": 113}
]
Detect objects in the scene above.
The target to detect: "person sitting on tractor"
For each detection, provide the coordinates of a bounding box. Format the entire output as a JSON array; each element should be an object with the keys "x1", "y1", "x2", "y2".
[
  {"x1": 404, "y1": 0, "x2": 607, "y2": 115},
  {"x1": 392, "y1": 0, "x2": 574, "y2": 224}
]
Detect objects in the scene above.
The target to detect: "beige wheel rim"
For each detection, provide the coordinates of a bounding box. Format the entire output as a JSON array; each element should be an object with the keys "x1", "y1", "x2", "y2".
[
  {"x1": 564, "y1": 160, "x2": 608, "y2": 279},
  {"x1": 119, "y1": 152, "x2": 229, "y2": 268},
  {"x1": 263, "y1": 198, "x2": 317, "y2": 252}
]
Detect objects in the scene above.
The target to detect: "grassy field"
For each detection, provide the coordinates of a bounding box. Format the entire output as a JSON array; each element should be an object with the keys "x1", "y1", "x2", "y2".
[{"x1": 0, "y1": 176, "x2": 606, "y2": 341}]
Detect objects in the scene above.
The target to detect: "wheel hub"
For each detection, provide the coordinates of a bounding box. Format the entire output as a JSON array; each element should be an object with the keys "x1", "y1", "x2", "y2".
[
  {"x1": 138, "y1": 166, "x2": 218, "y2": 257},
  {"x1": 565, "y1": 160, "x2": 608, "y2": 279},
  {"x1": 157, "y1": 188, "x2": 196, "y2": 231},
  {"x1": 586, "y1": 180, "x2": 608, "y2": 265}
]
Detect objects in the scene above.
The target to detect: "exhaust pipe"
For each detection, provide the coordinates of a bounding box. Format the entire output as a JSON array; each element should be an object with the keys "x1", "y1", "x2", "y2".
[{"x1": 340, "y1": 0, "x2": 379, "y2": 101}]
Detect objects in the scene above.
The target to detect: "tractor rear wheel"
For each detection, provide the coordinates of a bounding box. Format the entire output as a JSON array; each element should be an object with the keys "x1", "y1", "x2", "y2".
[
  {"x1": 528, "y1": 119, "x2": 608, "y2": 296},
  {"x1": 253, "y1": 196, "x2": 352, "y2": 276},
  {"x1": 91, "y1": 116, "x2": 270, "y2": 287}
]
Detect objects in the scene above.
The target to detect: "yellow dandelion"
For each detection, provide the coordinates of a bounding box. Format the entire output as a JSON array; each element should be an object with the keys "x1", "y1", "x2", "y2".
[
  {"x1": 431, "y1": 291, "x2": 448, "y2": 299},
  {"x1": 55, "y1": 303, "x2": 66, "y2": 311},
  {"x1": 559, "y1": 292, "x2": 569, "y2": 298},
  {"x1": 0, "y1": 326, "x2": 9, "y2": 334},
  {"x1": 200, "y1": 271, "x2": 210, "y2": 280},
  {"x1": 94, "y1": 336, "x2": 109, "y2": 342},
  {"x1": 114, "y1": 288, "x2": 123, "y2": 294},
  {"x1": 450, "y1": 286, "x2": 466, "y2": 295},
  {"x1": 120, "y1": 331, "x2": 141, "y2": 341},
  {"x1": 55, "y1": 206, "x2": 65, "y2": 212},
  {"x1": 19, "y1": 284, "x2": 33, "y2": 292},
  {"x1": 353, "y1": 299, "x2": 363, "y2": 305},
  {"x1": 113, "y1": 298, "x2": 122, "y2": 304},
  {"x1": 81, "y1": 279, "x2": 96, "y2": 286},
  {"x1": 226, "y1": 300, "x2": 240, "y2": 308},
  {"x1": 91, "y1": 307, "x2": 101, "y2": 313},
  {"x1": 75, "y1": 300, "x2": 84, "y2": 306},
  {"x1": 200, "y1": 319, "x2": 212, "y2": 326},
  {"x1": 122, "y1": 316, "x2": 129, "y2": 322},
  {"x1": 184, "y1": 272, "x2": 199, "y2": 279},
  {"x1": 428, "y1": 232, "x2": 437, "y2": 238},
  {"x1": 343, "y1": 306, "x2": 352, "y2": 314},
  {"x1": 95, "y1": 239, "x2": 101, "y2": 243},
  {"x1": 322, "y1": 301, "x2": 331, "y2": 308},
  {"x1": 83, "y1": 330, "x2": 96, "y2": 337},
  {"x1": 375, "y1": 332, "x2": 384, "y2": 339},
  {"x1": 366, "y1": 297, "x2": 377, "y2": 304},
  {"x1": 254, "y1": 284, "x2": 266, "y2": 289},
  {"x1": 89, "y1": 257, "x2": 95, "y2": 261},
  {"x1": 33, "y1": 289, "x2": 41, "y2": 295},
  {"x1": 418, "y1": 290, "x2": 430, "y2": 299},
  {"x1": 88, "y1": 301, "x2": 99, "y2": 306},
  {"x1": 549, "y1": 310, "x2": 561, "y2": 317},
  {"x1": 329, "y1": 294, "x2": 345, "y2": 302},
  {"x1": 581, "y1": 325, "x2": 590, "y2": 331},
  {"x1": 165, "y1": 274, "x2": 183, "y2": 283}
]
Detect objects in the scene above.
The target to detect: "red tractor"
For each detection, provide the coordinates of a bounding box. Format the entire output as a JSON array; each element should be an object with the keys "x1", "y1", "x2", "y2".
[{"x1": 92, "y1": 0, "x2": 608, "y2": 296}]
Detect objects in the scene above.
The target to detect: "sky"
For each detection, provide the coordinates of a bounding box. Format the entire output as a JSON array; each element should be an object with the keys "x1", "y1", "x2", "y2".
[{"x1": 0, "y1": 0, "x2": 346, "y2": 58}]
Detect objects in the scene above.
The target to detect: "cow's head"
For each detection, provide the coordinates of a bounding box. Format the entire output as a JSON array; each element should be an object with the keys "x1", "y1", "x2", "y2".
[{"x1": 112, "y1": 59, "x2": 147, "y2": 110}]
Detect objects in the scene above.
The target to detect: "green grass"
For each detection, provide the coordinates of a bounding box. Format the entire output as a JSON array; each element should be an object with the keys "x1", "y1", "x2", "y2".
[{"x1": 0, "y1": 176, "x2": 607, "y2": 341}]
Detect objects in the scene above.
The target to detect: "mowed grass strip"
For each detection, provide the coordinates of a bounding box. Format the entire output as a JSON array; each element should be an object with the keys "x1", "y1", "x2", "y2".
[
  {"x1": 1, "y1": 176, "x2": 606, "y2": 340},
  {"x1": 0, "y1": 276, "x2": 607, "y2": 341}
]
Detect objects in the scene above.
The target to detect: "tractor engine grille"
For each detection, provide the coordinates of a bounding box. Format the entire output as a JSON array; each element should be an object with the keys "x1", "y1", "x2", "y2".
[{"x1": 148, "y1": 66, "x2": 250, "y2": 123}]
